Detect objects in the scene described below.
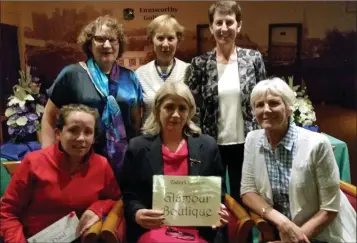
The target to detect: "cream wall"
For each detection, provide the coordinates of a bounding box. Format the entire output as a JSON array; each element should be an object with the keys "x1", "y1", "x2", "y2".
[{"x1": 1, "y1": 1, "x2": 356, "y2": 68}]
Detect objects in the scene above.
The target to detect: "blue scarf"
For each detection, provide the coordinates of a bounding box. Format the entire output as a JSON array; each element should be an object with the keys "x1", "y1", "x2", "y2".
[{"x1": 86, "y1": 58, "x2": 127, "y2": 171}]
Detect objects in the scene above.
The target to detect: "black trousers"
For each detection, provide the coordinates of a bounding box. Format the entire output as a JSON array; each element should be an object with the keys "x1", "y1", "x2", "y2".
[
  {"x1": 219, "y1": 144, "x2": 251, "y2": 242},
  {"x1": 218, "y1": 143, "x2": 244, "y2": 204}
]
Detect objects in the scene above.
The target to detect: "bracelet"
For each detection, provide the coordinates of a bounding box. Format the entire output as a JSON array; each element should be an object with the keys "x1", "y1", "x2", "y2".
[{"x1": 261, "y1": 205, "x2": 273, "y2": 218}]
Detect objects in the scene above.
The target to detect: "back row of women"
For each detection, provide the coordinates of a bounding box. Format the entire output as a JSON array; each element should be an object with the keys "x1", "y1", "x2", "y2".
[
  {"x1": 41, "y1": 0, "x2": 264, "y2": 204},
  {"x1": 1, "y1": 1, "x2": 355, "y2": 243}
]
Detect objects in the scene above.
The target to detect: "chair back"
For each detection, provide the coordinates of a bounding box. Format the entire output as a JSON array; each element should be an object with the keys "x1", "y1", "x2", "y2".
[
  {"x1": 2, "y1": 161, "x2": 21, "y2": 175},
  {"x1": 100, "y1": 200, "x2": 125, "y2": 243},
  {"x1": 225, "y1": 194, "x2": 254, "y2": 243},
  {"x1": 250, "y1": 211, "x2": 275, "y2": 242},
  {"x1": 340, "y1": 180, "x2": 356, "y2": 211}
]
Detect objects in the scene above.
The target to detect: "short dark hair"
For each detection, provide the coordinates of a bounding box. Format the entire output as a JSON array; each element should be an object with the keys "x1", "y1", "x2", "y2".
[
  {"x1": 56, "y1": 104, "x2": 100, "y2": 137},
  {"x1": 77, "y1": 15, "x2": 126, "y2": 59},
  {"x1": 208, "y1": 1, "x2": 242, "y2": 25}
]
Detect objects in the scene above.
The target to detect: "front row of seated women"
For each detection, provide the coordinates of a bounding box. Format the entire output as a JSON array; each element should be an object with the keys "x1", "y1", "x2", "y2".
[{"x1": 1, "y1": 80, "x2": 356, "y2": 243}]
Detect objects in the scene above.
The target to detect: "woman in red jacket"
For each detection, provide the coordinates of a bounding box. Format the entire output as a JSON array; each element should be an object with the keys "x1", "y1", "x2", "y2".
[{"x1": 0, "y1": 104, "x2": 121, "y2": 243}]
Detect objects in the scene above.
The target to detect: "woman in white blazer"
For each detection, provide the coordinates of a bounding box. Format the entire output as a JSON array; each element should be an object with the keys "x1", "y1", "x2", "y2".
[{"x1": 240, "y1": 77, "x2": 356, "y2": 243}]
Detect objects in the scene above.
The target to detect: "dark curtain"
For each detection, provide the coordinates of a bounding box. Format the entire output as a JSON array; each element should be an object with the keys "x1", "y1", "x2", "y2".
[{"x1": 0, "y1": 24, "x2": 20, "y2": 143}]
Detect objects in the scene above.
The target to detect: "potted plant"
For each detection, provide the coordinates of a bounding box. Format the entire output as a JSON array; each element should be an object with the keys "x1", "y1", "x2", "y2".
[{"x1": 5, "y1": 66, "x2": 47, "y2": 143}]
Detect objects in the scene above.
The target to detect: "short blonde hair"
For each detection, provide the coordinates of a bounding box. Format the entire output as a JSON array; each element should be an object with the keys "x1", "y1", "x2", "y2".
[
  {"x1": 147, "y1": 14, "x2": 184, "y2": 42},
  {"x1": 142, "y1": 82, "x2": 201, "y2": 136},
  {"x1": 250, "y1": 77, "x2": 296, "y2": 113}
]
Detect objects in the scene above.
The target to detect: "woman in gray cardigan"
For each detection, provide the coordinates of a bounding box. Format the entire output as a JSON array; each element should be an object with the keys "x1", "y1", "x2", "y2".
[{"x1": 241, "y1": 77, "x2": 356, "y2": 243}]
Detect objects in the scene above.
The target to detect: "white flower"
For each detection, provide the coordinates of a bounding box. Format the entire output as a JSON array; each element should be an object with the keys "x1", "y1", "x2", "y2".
[
  {"x1": 5, "y1": 107, "x2": 16, "y2": 117},
  {"x1": 303, "y1": 120, "x2": 313, "y2": 126},
  {"x1": 6, "y1": 117, "x2": 17, "y2": 126},
  {"x1": 292, "y1": 85, "x2": 300, "y2": 92},
  {"x1": 300, "y1": 113, "x2": 307, "y2": 121},
  {"x1": 8, "y1": 94, "x2": 34, "y2": 109},
  {"x1": 8, "y1": 96, "x2": 25, "y2": 109},
  {"x1": 299, "y1": 102, "x2": 310, "y2": 114},
  {"x1": 289, "y1": 76, "x2": 316, "y2": 126},
  {"x1": 16, "y1": 116, "x2": 28, "y2": 126},
  {"x1": 25, "y1": 94, "x2": 34, "y2": 101},
  {"x1": 306, "y1": 112, "x2": 316, "y2": 122},
  {"x1": 36, "y1": 104, "x2": 45, "y2": 116}
]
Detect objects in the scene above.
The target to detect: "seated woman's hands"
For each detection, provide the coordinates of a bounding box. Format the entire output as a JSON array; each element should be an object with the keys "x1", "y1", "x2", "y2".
[
  {"x1": 135, "y1": 205, "x2": 229, "y2": 230},
  {"x1": 77, "y1": 210, "x2": 100, "y2": 235},
  {"x1": 271, "y1": 219, "x2": 310, "y2": 243},
  {"x1": 212, "y1": 203, "x2": 230, "y2": 229},
  {"x1": 136, "y1": 209, "x2": 165, "y2": 229}
]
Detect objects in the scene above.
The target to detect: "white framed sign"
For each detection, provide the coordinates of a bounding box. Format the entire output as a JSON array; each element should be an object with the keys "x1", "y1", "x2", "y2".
[{"x1": 152, "y1": 175, "x2": 221, "y2": 226}]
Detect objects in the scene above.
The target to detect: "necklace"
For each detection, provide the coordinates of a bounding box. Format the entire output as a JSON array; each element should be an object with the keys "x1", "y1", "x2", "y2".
[{"x1": 155, "y1": 59, "x2": 176, "y2": 81}]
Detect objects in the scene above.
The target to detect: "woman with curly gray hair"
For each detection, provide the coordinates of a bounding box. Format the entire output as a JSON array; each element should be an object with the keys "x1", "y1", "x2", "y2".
[{"x1": 41, "y1": 15, "x2": 143, "y2": 174}]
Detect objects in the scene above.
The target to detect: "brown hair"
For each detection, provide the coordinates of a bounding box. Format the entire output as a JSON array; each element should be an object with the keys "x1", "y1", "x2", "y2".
[
  {"x1": 77, "y1": 15, "x2": 126, "y2": 59},
  {"x1": 147, "y1": 14, "x2": 185, "y2": 43},
  {"x1": 56, "y1": 104, "x2": 100, "y2": 137},
  {"x1": 208, "y1": 1, "x2": 242, "y2": 25}
]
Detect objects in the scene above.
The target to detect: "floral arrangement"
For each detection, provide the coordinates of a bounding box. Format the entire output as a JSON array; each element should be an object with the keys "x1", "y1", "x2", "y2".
[
  {"x1": 287, "y1": 76, "x2": 317, "y2": 127},
  {"x1": 5, "y1": 66, "x2": 46, "y2": 142}
]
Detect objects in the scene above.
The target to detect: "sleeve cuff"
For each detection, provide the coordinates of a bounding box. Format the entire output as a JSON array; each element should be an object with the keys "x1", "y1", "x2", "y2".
[
  {"x1": 319, "y1": 186, "x2": 340, "y2": 211},
  {"x1": 240, "y1": 188, "x2": 259, "y2": 197},
  {"x1": 88, "y1": 205, "x2": 103, "y2": 219},
  {"x1": 88, "y1": 200, "x2": 116, "y2": 218}
]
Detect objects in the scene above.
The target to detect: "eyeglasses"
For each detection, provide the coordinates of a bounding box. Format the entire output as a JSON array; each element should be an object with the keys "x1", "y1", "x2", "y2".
[
  {"x1": 165, "y1": 227, "x2": 195, "y2": 241},
  {"x1": 93, "y1": 36, "x2": 118, "y2": 44}
]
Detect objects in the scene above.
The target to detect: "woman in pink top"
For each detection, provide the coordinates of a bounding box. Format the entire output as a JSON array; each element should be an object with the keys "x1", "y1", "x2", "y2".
[{"x1": 119, "y1": 82, "x2": 229, "y2": 243}]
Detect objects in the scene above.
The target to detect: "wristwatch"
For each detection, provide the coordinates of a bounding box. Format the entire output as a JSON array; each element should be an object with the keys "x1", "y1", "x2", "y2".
[{"x1": 261, "y1": 205, "x2": 273, "y2": 218}]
